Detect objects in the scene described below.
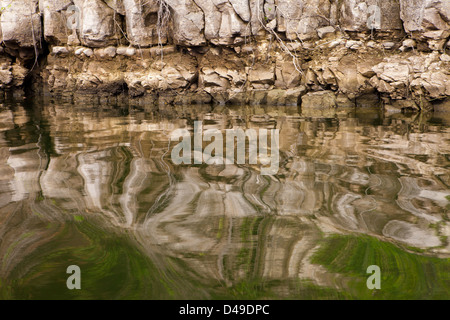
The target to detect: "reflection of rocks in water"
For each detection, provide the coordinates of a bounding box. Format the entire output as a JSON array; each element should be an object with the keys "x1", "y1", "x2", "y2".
[
  {"x1": 0, "y1": 103, "x2": 450, "y2": 296},
  {"x1": 383, "y1": 221, "x2": 441, "y2": 248}
]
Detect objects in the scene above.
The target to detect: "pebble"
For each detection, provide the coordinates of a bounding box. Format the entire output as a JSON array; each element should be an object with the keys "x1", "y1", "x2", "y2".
[
  {"x1": 83, "y1": 48, "x2": 93, "y2": 57},
  {"x1": 52, "y1": 47, "x2": 69, "y2": 55},
  {"x1": 382, "y1": 42, "x2": 396, "y2": 50},
  {"x1": 440, "y1": 54, "x2": 450, "y2": 62}
]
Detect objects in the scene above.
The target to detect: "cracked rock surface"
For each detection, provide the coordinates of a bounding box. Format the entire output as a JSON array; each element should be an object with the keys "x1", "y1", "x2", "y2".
[{"x1": 0, "y1": 0, "x2": 448, "y2": 111}]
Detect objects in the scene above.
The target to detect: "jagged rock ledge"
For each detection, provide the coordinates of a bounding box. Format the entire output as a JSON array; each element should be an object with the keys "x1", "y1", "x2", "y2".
[{"x1": 0, "y1": 0, "x2": 449, "y2": 113}]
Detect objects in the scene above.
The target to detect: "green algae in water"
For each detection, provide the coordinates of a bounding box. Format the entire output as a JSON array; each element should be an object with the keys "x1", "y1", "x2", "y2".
[
  {"x1": 0, "y1": 218, "x2": 212, "y2": 300},
  {"x1": 311, "y1": 235, "x2": 450, "y2": 300},
  {"x1": 1, "y1": 101, "x2": 450, "y2": 300}
]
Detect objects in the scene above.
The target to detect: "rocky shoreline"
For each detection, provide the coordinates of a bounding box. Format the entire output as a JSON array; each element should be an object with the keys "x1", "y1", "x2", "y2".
[{"x1": 0, "y1": 0, "x2": 449, "y2": 112}]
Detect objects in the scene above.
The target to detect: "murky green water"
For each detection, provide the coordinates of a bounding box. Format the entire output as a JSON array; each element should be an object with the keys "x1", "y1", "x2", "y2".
[{"x1": 1, "y1": 100, "x2": 450, "y2": 300}]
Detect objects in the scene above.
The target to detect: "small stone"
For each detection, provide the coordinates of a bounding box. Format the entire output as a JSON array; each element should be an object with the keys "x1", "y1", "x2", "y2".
[
  {"x1": 286, "y1": 42, "x2": 302, "y2": 51},
  {"x1": 423, "y1": 30, "x2": 448, "y2": 40},
  {"x1": 428, "y1": 39, "x2": 445, "y2": 51},
  {"x1": 382, "y1": 42, "x2": 396, "y2": 50},
  {"x1": 152, "y1": 60, "x2": 166, "y2": 71},
  {"x1": 346, "y1": 40, "x2": 362, "y2": 50},
  {"x1": 118, "y1": 47, "x2": 136, "y2": 57},
  {"x1": 68, "y1": 34, "x2": 80, "y2": 46},
  {"x1": 266, "y1": 19, "x2": 276, "y2": 29},
  {"x1": 367, "y1": 41, "x2": 377, "y2": 48},
  {"x1": 117, "y1": 47, "x2": 136, "y2": 56},
  {"x1": 403, "y1": 39, "x2": 416, "y2": 48},
  {"x1": 125, "y1": 48, "x2": 136, "y2": 56},
  {"x1": 266, "y1": 89, "x2": 287, "y2": 105},
  {"x1": 233, "y1": 37, "x2": 244, "y2": 45},
  {"x1": 328, "y1": 40, "x2": 342, "y2": 49},
  {"x1": 384, "y1": 104, "x2": 402, "y2": 114},
  {"x1": 52, "y1": 46, "x2": 69, "y2": 55},
  {"x1": 116, "y1": 47, "x2": 127, "y2": 55},
  {"x1": 74, "y1": 48, "x2": 84, "y2": 56},
  {"x1": 150, "y1": 46, "x2": 162, "y2": 57},
  {"x1": 440, "y1": 54, "x2": 450, "y2": 62},
  {"x1": 241, "y1": 45, "x2": 254, "y2": 53},
  {"x1": 104, "y1": 46, "x2": 117, "y2": 58},
  {"x1": 83, "y1": 48, "x2": 93, "y2": 57},
  {"x1": 317, "y1": 26, "x2": 335, "y2": 39},
  {"x1": 210, "y1": 47, "x2": 221, "y2": 56}
]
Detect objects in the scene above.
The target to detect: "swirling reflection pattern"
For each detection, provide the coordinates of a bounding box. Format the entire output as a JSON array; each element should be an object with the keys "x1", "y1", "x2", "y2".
[{"x1": 0, "y1": 102, "x2": 449, "y2": 299}]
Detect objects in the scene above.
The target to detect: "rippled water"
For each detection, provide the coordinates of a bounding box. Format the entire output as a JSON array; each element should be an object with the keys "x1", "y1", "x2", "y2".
[{"x1": 1, "y1": 100, "x2": 450, "y2": 299}]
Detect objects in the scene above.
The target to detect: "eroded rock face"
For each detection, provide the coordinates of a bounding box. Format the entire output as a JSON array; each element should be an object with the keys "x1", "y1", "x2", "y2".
[
  {"x1": 276, "y1": 0, "x2": 333, "y2": 40},
  {"x1": 193, "y1": 0, "x2": 251, "y2": 45},
  {"x1": 400, "y1": 0, "x2": 450, "y2": 34},
  {"x1": 39, "y1": 0, "x2": 73, "y2": 45},
  {"x1": 1, "y1": 0, "x2": 42, "y2": 49},
  {"x1": 165, "y1": 0, "x2": 206, "y2": 46},
  {"x1": 399, "y1": 0, "x2": 450, "y2": 51},
  {"x1": 74, "y1": 0, "x2": 122, "y2": 47},
  {"x1": 340, "y1": 0, "x2": 403, "y2": 32},
  {"x1": 0, "y1": 0, "x2": 448, "y2": 108},
  {"x1": 122, "y1": 0, "x2": 167, "y2": 47},
  {"x1": 3, "y1": 0, "x2": 450, "y2": 49},
  {"x1": 0, "y1": 55, "x2": 29, "y2": 91}
]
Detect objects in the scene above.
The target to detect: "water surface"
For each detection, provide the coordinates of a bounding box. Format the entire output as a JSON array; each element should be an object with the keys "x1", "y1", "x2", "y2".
[{"x1": 0, "y1": 101, "x2": 449, "y2": 299}]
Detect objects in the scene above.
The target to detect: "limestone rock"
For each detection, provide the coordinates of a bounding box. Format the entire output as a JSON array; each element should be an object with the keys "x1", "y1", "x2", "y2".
[
  {"x1": 402, "y1": 39, "x2": 417, "y2": 49},
  {"x1": 12, "y1": 64, "x2": 29, "y2": 87},
  {"x1": 95, "y1": 47, "x2": 117, "y2": 58},
  {"x1": 117, "y1": 47, "x2": 136, "y2": 56},
  {"x1": 275, "y1": 60, "x2": 301, "y2": 89},
  {"x1": 125, "y1": 52, "x2": 197, "y2": 94},
  {"x1": 1, "y1": 0, "x2": 42, "y2": 50},
  {"x1": 0, "y1": 58, "x2": 13, "y2": 87},
  {"x1": 0, "y1": 69, "x2": 13, "y2": 86},
  {"x1": 74, "y1": 0, "x2": 122, "y2": 47},
  {"x1": 52, "y1": 46, "x2": 69, "y2": 55},
  {"x1": 400, "y1": 0, "x2": 450, "y2": 35},
  {"x1": 193, "y1": 0, "x2": 249, "y2": 45},
  {"x1": 249, "y1": 0, "x2": 264, "y2": 36},
  {"x1": 201, "y1": 68, "x2": 231, "y2": 89},
  {"x1": 382, "y1": 42, "x2": 396, "y2": 50},
  {"x1": 302, "y1": 91, "x2": 337, "y2": 109},
  {"x1": 372, "y1": 62, "x2": 411, "y2": 83},
  {"x1": 332, "y1": 55, "x2": 368, "y2": 95},
  {"x1": 122, "y1": 0, "x2": 167, "y2": 47},
  {"x1": 165, "y1": 0, "x2": 206, "y2": 46},
  {"x1": 229, "y1": 0, "x2": 251, "y2": 22},
  {"x1": 418, "y1": 71, "x2": 450, "y2": 99},
  {"x1": 39, "y1": 0, "x2": 73, "y2": 45},
  {"x1": 287, "y1": 86, "x2": 307, "y2": 105},
  {"x1": 317, "y1": 26, "x2": 336, "y2": 39},
  {"x1": 301, "y1": 91, "x2": 339, "y2": 116},
  {"x1": 104, "y1": 0, "x2": 126, "y2": 15},
  {"x1": 440, "y1": 54, "x2": 450, "y2": 62},
  {"x1": 248, "y1": 65, "x2": 275, "y2": 87},
  {"x1": 277, "y1": 0, "x2": 332, "y2": 40},
  {"x1": 265, "y1": 87, "x2": 305, "y2": 106},
  {"x1": 339, "y1": 0, "x2": 403, "y2": 32},
  {"x1": 346, "y1": 40, "x2": 363, "y2": 50},
  {"x1": 83, "y1": 48, "x2": 93, "y2": 57}
]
